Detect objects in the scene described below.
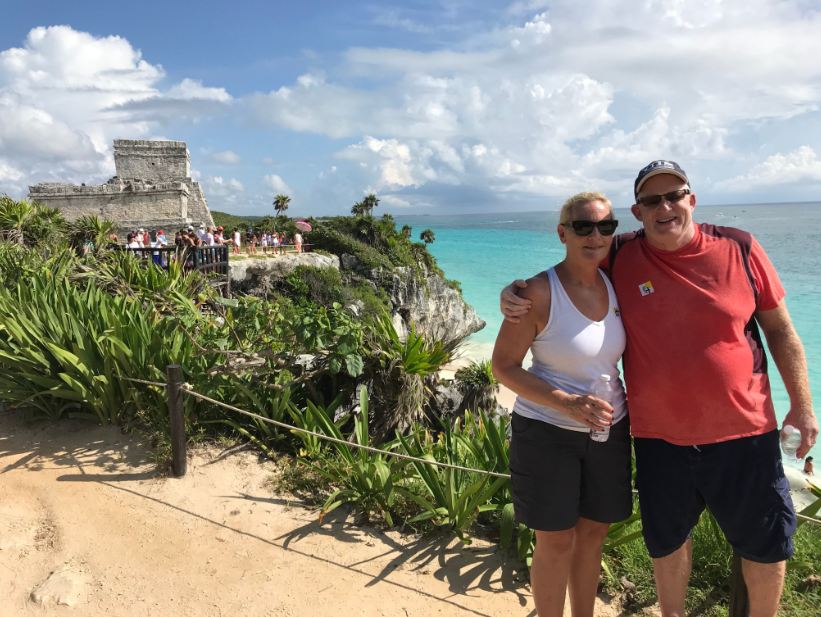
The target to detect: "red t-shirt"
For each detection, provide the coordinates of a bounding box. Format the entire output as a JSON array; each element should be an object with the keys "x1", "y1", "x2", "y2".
[{"x1": 609, "y1": 223, "x2": 785, "y2": 445}]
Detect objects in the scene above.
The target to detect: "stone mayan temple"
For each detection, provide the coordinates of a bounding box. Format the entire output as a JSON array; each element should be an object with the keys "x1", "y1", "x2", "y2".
[{"x1": 29, "y1": 139, "x2": 215, "y2": 232}]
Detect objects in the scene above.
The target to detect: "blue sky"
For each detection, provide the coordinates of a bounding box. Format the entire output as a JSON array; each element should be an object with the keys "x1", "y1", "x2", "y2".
[{"x1": 2, "y1": 0, "x2": 821, "y2": 216}]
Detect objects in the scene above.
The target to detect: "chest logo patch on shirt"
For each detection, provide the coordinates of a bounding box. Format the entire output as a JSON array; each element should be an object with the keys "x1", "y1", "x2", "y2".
[{"x1": 639, "y1": 281, "x2": 654, "y2": 296}]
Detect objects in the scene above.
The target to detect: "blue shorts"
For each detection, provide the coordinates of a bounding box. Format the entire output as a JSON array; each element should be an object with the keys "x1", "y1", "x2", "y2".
[{"x1": 634, "y1": 430, "x2": 796, "y2": 563}]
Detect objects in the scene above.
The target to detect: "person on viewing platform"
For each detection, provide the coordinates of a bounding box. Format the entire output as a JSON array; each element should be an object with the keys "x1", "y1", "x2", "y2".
[
  {"x1": 294, "y1": 231, "x2": 303, "y2": 253},
  {"x1": 804, "y1": 456, "x2": 815, "y2": 477},
  {"x1": 126, "y1": 232, "x2": 140, "y2": 249},
  {"x1": 500, "y1": 160, "x2": 818, "y2": 617},
  {"x1": 232, "y1": 227, "x2": 241, "y2": 254},
  {"x1": 492, "y1": 191, "x2": 631, "y2": 617}
]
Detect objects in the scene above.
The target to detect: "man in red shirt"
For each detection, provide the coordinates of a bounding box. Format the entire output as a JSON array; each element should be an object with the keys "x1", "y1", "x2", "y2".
[{"x1": 502, "y1": 161, "x2": 818, "y2": 617}]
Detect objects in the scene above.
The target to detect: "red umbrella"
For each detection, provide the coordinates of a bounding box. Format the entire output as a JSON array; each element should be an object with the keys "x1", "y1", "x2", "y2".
[{"x1": 294, "y1": 220, "x2": 312, "y2": 232}]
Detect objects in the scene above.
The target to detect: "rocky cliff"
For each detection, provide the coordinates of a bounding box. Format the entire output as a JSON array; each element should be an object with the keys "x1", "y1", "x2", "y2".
[
  {"x1": 228, "y1": 254, "x2": 485, "y2": 344},
  {"x1": 382, "y1": 266, "x2": 485, "y2": 344}
]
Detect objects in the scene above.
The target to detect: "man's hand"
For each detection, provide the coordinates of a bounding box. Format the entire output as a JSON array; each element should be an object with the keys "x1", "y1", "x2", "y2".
[
  {"x1": 782, "y1": 407, "x2": 819, "y2": 460},
  {"x1": 500, "y1": 279, "x2": 532, "y2": 323}
]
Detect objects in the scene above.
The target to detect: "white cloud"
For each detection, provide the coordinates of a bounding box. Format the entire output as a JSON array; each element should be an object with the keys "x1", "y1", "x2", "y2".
[
  {"x1": 210, "y1": 150, "x2": 240, "y2": 164},
  {"x1": 718, "y1": 146, "x2": 821, "y2": 190},
  {"x1": 166, "y1": 78, "x2": 231, "y2": 102},
  {"x1": 206, "y1": 176, "x2": 244, "y2": 192},
  {"x1": 263, "y1": 173, "x2": 293, "y2": 194},
  {"x1": 245, "y1": 0, "x2": 821, "y2": 204},
  {"x1": 0, "y1": 25, "x2": 230, "y2": 197}
]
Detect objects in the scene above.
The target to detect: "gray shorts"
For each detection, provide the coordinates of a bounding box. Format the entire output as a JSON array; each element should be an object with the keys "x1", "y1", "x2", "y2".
[{"x1": 509, "y1": 413, "x2": 633, "y2": 531}]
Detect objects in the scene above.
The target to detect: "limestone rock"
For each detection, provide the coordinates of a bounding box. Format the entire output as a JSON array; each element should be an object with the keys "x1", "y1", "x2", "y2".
[
  {"x1": 30, "y1": 563, "x2": 88, "y2": 607},
  {"x1": 227, "y1": 255, "x2": 484, "y2": 346},
  {"x1": 385, "y1": 267, "x2": 485, "y2": 344},
  {"x1": 229, "y1": 253, "x2": 340, "y2": 295}
]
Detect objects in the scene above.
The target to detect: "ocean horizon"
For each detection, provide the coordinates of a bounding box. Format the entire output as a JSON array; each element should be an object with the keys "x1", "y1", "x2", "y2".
[{"x1": 397, "y1": 201, "x2": 821, "y2": 463}]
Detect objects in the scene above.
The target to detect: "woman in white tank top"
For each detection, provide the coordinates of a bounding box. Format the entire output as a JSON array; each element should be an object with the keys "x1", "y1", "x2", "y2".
[{"x1": 492, "y1": 192, "x2": 631, "y2": 617}]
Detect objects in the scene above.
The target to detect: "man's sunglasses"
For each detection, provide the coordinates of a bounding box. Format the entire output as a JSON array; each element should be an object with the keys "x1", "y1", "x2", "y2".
[
  {"x1": 564, "y1": 219, "x2": 619, "y2": 236},
  {"x1": 636, "y1": 188, "x2": 691, "y2": 207}
]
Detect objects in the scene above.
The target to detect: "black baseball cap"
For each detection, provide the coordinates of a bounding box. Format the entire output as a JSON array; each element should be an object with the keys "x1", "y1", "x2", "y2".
[{"x1": 634, "y1": 160, "x2": 689, "y2": 198}]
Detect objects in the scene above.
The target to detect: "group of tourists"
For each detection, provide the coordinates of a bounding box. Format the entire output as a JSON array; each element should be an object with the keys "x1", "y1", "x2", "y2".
[
  {"x1": 241, "y1": 230, "x2": 304, "y2": 256},
  {"x1": 494, "y1": 160, "x2": 817, "y2": 617},
  {"x1": 122, "y1": 224, "x2": 305, "y2": 256}
]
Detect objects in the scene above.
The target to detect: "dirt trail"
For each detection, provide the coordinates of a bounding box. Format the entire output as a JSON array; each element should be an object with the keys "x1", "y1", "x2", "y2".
[{"x1": 0, "y1": 413, "x2": 632, "y2": 616}]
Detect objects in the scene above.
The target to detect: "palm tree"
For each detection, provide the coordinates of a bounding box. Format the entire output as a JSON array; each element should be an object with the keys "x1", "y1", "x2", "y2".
[
  {"x1": 400, "y1": 224, "x2": 412, "y2": 239},
  {"x1": 361, "y1": 193, "x2": 379, "y2": 217},
  {"x1": 420, "y1": 229, "x2": 435, "y2": 244},
  {"x1": 67, "y1": 215, "x2": 115, "y2": 254},
  {"x1": 454, "y1": 360, "x2": 499, "y2": 415},
  {"x1": 0, "y1": 197, "x2": 65, "y2": 247},
  {"x1": 273, "y1": 194, "x2": 291, "y2": 217},
  {"x1": 351, "y1": 201, "x2": 365, "y2": 216},
  {"x1": 0, "y1": 196, "x2": 35, "y2": 245}
]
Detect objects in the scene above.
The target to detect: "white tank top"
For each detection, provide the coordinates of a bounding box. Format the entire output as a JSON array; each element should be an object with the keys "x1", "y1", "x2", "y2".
[{"x1": 513, "y1": 267, "x2": 628, "y2": 431}]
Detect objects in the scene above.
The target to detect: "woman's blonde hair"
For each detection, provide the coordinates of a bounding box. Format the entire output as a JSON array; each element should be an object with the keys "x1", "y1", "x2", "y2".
[{"x1": 558, "y1": 191, "x2": 613, "y2": 225}]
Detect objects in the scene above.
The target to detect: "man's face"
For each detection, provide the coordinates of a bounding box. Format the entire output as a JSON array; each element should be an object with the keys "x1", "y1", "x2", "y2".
[{"x1": 631, "y1": 173, "x2": 697, "y2": 250}]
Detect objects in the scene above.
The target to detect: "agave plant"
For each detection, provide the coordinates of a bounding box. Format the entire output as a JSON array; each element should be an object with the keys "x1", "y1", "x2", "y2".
[
  {"x1": 0, "y1": 259, "x2": 214, "y2": 424},
  {"x1": 295, "y1": 388, "x2": 403, "y2": 525},
  {"x1": 73, "y1": 250, "x2": 209, "y2": 319},
  {"x1": 397, "y1": 418, "x2": 508, "y2": 540}
]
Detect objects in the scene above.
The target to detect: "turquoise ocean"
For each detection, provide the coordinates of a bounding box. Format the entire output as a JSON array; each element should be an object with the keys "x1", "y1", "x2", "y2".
[{"x1": 397, "y1": 202, "x2": 821, "y2": 463}]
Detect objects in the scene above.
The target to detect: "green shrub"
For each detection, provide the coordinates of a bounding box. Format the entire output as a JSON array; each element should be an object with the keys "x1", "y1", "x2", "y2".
[{"x1": 281, "y1": 265, "x2": 344, "y2": 307}]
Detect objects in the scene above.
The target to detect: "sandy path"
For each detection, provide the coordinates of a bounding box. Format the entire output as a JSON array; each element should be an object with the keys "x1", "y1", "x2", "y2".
[{"x1": 1, "y1": 412, "x2": 540, "y2": 617}]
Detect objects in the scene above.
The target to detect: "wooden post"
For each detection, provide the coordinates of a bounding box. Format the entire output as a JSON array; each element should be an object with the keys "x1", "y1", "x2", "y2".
[
  {"x1": 166, "y1": 364, "x2": 187, "y2": 477},
  {"x1": 728, "y1": 551, "x2": 748, "y2": 617}
]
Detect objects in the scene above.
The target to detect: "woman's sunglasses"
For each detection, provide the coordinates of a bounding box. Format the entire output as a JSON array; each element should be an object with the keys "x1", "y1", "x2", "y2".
[{"x1": 564, "y1": 219, "x2": 619, "y2": 237}]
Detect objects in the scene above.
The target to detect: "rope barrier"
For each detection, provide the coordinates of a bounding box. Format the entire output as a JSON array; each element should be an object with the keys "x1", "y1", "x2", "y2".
[
  {"x1": 179, "y1": 385, "x2": 511, "y2": 479},
  {"x1": 797, "y1": 512, "x2": 821, "y2": 525},
  {"x1": 124, "y1": 374, "x2": 821, "y2": 526}
]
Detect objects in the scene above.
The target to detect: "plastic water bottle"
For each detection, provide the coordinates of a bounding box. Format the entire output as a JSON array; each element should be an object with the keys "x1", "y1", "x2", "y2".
[
  {"x1": 590, "y1": 374, "x2": 614, "y2": 443},
  {"x1": 780, "y1": 424, "x2": 802, "y2": 460}
]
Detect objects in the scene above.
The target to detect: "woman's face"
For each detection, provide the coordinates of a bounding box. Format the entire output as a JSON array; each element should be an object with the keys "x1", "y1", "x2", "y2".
[{"x1": 557, "y1": 199, "x2": 614, "y2": 263}]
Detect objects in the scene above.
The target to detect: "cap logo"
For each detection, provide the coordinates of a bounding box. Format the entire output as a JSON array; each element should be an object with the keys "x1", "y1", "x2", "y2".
[{"x1": 639, "y1": 281, "x2": 655, "y2": 296}]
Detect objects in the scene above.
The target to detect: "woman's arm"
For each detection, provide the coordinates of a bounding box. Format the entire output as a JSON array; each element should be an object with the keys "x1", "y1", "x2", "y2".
[{"x1": 491, "y1": 275, "x2": 612, "y2": 429}]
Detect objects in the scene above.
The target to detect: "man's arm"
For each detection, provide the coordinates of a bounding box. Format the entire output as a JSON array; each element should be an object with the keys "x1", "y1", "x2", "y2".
[{"x1": 757, "y1": 300, "x2": 818, "y2": 458}]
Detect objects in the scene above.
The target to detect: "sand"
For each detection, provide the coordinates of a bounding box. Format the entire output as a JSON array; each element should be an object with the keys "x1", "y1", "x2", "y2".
[{"x1": 0, "y1": 411, "x2": 634, "y2": 617}]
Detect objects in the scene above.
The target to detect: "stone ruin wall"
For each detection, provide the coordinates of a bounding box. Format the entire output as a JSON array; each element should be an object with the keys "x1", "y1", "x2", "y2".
[
  {"x1": 28, "y1": 139, "x2": 215, "y2": 233},
  {"x1": 113, "y1": 139, "x2": 190, "y2": 181}
]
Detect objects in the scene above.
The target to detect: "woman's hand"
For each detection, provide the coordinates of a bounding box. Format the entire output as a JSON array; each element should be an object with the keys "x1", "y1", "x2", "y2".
[
  {"x1": 561, "y1": 394, "x2": 614, "y2": 429},
  {"x1": 500, "y1": 280, "x2": 533, "y2": 323}
]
